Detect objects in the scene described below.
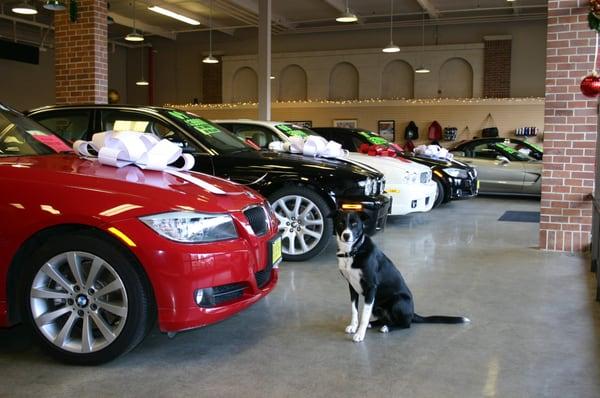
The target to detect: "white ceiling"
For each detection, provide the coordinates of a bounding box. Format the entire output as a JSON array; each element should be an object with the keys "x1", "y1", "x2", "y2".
[{"x1": 0, "y1": 0, "x2": 548, "y2": 44}]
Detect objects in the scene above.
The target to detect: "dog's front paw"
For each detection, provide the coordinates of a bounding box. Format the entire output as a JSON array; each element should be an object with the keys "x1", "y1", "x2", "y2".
[
  {"x1": 352, "y1": 331, "x2": 365, "y2": 343},
  {"x1": 345, "y1": 324, "x2": 358, "y2": 334},
  {"x1": 379, "y1": 325, "x2": 389, "y2": 333}
]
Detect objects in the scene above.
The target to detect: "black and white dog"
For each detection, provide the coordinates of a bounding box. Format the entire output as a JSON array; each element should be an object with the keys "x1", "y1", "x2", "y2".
[{"x1": 335, "y1": 211, "x2": 469, "y2": 342}]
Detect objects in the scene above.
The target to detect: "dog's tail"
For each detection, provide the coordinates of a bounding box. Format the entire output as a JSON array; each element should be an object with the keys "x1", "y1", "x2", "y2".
[{"x1": 413, "y1": 314, "x2": 470, "y2": 324}]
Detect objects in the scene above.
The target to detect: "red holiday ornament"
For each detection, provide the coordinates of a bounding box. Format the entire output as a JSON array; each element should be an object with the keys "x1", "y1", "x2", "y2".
[{"x1": 580, "y1": 73, "x2": 600, "y2": 97}]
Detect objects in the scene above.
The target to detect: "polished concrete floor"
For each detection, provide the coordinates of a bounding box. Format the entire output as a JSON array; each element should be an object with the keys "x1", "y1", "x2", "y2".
[{"x1": 1, "y1": 197, "x2": 599, "y2": 398}]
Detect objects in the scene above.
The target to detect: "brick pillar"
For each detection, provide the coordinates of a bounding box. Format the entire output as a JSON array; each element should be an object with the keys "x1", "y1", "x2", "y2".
[
  {"x1": 54, "y1": 0, "x2": 107, "y2": 104},
  {"x1": 202, "y1": 57, "x2": 222, "y2": 104},
  {"x1": 483, "y1": 36, "x2": 512, "y2": 98},
  {"x1": 541, "y1": 0, "x2": 597, "y2": 252}
]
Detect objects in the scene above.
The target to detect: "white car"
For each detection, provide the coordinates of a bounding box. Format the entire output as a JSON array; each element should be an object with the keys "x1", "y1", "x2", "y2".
[{"x1": 215, "y1": 119, "x2": 438, "y2": 216}]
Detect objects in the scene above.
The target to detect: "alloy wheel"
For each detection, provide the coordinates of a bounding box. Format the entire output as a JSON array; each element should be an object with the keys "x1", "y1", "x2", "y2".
[
  {"x1": 272, "y1": 195, "x2": 324, "y2": 256},
  {"x1": 30, "y1": 251, "x2": 128, "y2": 354}
]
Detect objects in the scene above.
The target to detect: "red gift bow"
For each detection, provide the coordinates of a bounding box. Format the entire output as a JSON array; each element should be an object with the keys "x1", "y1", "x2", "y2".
[{"x1": 358, "y1": 143, "x2": 398, "y2": 157}]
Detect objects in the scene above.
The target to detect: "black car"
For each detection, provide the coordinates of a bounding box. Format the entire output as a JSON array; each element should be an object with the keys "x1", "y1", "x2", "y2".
[
  {"x1": 450, "y1": 137, "x2": 543, "y2": 161},
  {"x1": 311, "y1": 127, "x2": 478, "y2": 208},
  {"x1": 27, "y1": 105, "x2": 390, "y2": 262}
]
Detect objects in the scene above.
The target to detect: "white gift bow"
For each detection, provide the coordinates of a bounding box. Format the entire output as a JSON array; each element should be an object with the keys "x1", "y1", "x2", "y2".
[
  {"x1": 73, "y1": 131, "x2": 228, "y2": 195},
  {"x1": 269, "y1": 135, "x2": 348, "y2": 159},
  {"x1": 415, "y1": 144, "x2": 454, "y2": 161}
]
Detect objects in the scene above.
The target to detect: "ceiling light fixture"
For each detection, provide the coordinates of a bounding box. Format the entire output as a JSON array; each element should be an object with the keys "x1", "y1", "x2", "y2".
[
  {"x1": 136, "y1": 46, "x2": 149, "y2": 86},
  {"x1": 382, "y1": 0, "x2": 400, "y2": 53},
  {"x1": 202, "y1": 0, "x2": 219, "y2": 64},
  {"x1": 12, "y1": 1, "x2": 37, "y2": 15},
  {"x1": 336, "y1": 0, "x2": 358, "y2": 23},
  {"x1": 125, "y1": 0, "x2": 144, "y2": 42},
  {"x1": 43, "y1": 0, "x2": 66, "y2": 11},
  {"x1": 415, "y1": 11, "x2": 430, "y2": 73},
  {"x1": 148, "y1": 5, "x2": 201, "y2": 26}
]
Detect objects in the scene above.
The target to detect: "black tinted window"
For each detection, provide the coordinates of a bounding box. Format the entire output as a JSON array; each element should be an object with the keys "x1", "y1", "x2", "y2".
[
  {"x1": 0, "y1": 109, "x2": 68, "y2": 156},
  {"x1": 34, "y1": 110, "x2": 91, "y2": 142}
]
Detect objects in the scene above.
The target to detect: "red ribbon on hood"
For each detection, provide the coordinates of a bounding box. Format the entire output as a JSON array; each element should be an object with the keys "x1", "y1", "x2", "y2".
[{"x1": 358, "y1": 143, "x2": 398, "y2": 158}]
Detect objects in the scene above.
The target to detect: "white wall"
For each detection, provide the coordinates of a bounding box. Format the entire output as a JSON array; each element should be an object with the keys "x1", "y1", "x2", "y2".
[{"x1": 221, "y1": 44, "x2": 484, "y2": 102}]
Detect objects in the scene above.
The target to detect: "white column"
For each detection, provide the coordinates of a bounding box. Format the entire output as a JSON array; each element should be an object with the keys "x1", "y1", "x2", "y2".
[{"x1": 258, "y1": 0, "x2": 271, "y2": 120}]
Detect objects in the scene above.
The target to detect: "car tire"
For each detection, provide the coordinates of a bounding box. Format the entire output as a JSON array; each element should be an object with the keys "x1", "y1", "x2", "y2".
[
  {"x1": 433, "y1": 178, "x2": 446, "y2": 208},
  {"x1": 22, "y1": 231, "x2": 153, "y2": 365},
  {"x1": 268, "y1": 186, "x2": 333, "y2": 262}
]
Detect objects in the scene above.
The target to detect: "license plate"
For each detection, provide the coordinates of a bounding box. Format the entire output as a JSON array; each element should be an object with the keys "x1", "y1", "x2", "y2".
[{"x1": 271, "y1": 236, "x2": 282, "y2": 266}]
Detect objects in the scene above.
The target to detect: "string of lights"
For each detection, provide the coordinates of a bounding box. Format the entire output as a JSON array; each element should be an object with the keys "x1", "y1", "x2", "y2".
[{"x1": 165, "y1": 97, "x2": 545, "y2": 109}]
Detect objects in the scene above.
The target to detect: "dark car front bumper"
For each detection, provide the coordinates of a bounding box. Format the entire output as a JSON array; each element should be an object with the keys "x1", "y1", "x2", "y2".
[
  {"x1": 448, "y1": 175, "x2": 478, "y2": 200},
  {"x1": 339, "y1": 193, "x2": 392, "y2": 235}
]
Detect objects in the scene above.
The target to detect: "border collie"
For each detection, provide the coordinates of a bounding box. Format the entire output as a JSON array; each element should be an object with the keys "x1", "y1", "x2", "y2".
[{"x1": 335, "y1": 211, "x2": 470, "y2": 342}]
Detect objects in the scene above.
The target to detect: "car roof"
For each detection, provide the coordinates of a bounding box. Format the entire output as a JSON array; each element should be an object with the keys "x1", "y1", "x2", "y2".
[
  {"x1": 26, "y1": 104, "x2": 179, "y2": 115},
  {"x1": 214, "y1": 119, "x2": 294, "y2": 128}
]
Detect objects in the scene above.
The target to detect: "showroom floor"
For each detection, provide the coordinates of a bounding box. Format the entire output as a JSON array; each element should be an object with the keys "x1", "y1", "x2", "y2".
[{"x1": 1, "y1": 197, "x2": 599, "y2": 397}]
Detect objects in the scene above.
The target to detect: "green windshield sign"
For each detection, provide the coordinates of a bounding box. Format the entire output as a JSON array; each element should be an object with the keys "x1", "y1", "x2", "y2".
[
  {"x1": 494, "y1": 143, "x2": 519, "y2": 155},
  {"x1": 358, "y1": 131, "x2": 388, "y2": 145},
  {"x1": 275, "y1": 124, "x2": 309, "y2": 138},
  {"x1": 169, "y1": 111, "x2": 221, "y2": 136}
]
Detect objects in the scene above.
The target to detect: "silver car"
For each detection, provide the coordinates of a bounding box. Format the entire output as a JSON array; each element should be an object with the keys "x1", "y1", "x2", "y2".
[{"x1": 450, "y1": 139, "x2": 541, "y2": 196}]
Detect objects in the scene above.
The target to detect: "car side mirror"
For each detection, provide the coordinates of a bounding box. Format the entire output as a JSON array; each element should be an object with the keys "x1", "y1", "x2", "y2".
[{"x1": 496, "y1": 155, "x2": 510, "y2": 164}]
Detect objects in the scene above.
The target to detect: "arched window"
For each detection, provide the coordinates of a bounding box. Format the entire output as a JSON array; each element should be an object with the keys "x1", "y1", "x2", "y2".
[
  {"x1": 439, "y1": 58, "x2": 473, "y2": 98},
  {"x1": 279, "y1": 64, "x2": 308, "y2": 101},
  {"x1": 232, "y1": 66, "x2": 258, "y2": 102},
  {"x1": 329, "y1": 62, "x2": 359, "y2": 100},
  {"x1": 382, "y1": 60, "x2": 414, "y2": 99}
]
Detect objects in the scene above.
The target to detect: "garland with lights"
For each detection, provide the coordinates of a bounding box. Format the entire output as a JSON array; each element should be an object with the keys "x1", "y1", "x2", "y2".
[{"x1": 165, "y1": 97, "x2": 545, "y2": 110}]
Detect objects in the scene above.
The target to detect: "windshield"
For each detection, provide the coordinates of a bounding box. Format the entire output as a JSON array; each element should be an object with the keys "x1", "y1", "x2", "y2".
[
  {"x1": 165, "y1": 110, "x2": 253, "y2": 154},
  {"x1": 275, "y1": 124, "x2": 319, "y2": 138},
  {"x1": 492, "y1": 143, "x2": 534, "y2": 161},
  {"x1": 0, "y1": 107, "x2": 71, "y2": 157}
]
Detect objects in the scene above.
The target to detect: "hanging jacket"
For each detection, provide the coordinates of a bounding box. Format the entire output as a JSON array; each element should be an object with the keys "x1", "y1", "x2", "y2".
[
  {"x1": 404, "y1": 121, "x2": 419, "y2": 140},
  {"x1": 428, "y1": 120, "x2": 442, "y2": 141}
]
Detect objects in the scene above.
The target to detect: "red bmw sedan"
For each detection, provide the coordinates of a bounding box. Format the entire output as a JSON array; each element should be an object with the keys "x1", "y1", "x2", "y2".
[{"x1": 0, "y1": 105, "x2": 280, "y2": 364}]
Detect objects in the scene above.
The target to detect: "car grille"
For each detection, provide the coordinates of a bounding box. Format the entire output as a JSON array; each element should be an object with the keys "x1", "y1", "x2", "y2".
[
  {"x1": 420, "y1": 171, "x2": 431, "y2": 184},
  {"x1": 244, "y1": 205, "x2": 268, "y2": 236},
  {"x1": 255, "y1": 261, "x2": 274, "y2": 289}
]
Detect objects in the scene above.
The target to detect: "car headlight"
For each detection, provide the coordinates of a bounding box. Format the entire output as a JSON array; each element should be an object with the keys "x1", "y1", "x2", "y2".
[
  {"x1": 399, "y1": 171, "x2": 419, "y2": 184},
  {"x1": 471, "y1": 167, "x2": 478, "y2": 178},
  {"x1": 140, "y1": 211, "x2": 238, "y2": 243},
  {"x1": 443, "y1": 167, "x2": 468, "y2": 179},
  {"x1": 359, "y1": 177, "x2": 373, "y2": 195}
]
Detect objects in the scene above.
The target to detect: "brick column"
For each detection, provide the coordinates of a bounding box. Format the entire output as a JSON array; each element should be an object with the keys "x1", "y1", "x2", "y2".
[
  {"x1": 54, "y1": 0, "x2": 107, "y2": 104},
  {"x1": 483, "y1": 36, "x2": 512, "y2": 98},
  {"x1": 541, "y1": 0, "x2": 597, "y2": 252}
]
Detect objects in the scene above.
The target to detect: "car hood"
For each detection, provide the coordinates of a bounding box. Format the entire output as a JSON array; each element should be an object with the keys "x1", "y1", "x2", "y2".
[
  {"x1": 1, "y1": 154, "x2": 264, "y2": 219},
  {"x1": 407, "y1": 154, "x2": 471, "y2": 169},
  {"x1": 220, "y1": 149, "x2": 382, "y2": 179},
  {"x1": 346, "y1": 153, "x2": 431, "y2": 184}
]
